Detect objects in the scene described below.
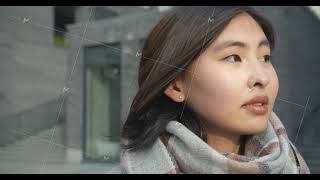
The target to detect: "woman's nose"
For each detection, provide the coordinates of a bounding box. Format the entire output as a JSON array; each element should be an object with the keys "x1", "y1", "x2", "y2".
[{"x1": 247, "y1": 62, "x2": 270, "y2": 90}]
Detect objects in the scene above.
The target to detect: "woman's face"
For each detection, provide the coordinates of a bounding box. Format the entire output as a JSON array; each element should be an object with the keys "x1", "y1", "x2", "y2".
[{"x1": 183, "y1": 12, "x2": 279, "y2": 135}]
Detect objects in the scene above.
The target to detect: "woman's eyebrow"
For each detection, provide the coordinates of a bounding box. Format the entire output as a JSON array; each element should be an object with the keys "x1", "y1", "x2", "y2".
[
  {"x1": 212, "y1": 40, "x2": 247, "y2": 51},
  {"x1": 212, "y1": 38, "x2": 270, "y2": 51},
  {"x1": 257, "y1": 38, "x2": 270, "y2": 49}
]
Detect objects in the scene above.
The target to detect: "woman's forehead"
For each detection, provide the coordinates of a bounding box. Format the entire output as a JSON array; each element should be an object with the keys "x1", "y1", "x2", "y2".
[{"x1": 211, "y1": 13, "x2": 268, "y2": 50}]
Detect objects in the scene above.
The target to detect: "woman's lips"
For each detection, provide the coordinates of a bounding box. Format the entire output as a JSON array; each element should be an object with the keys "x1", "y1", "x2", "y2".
[{"x1": 242, "y1": 96, "x2": 269, "y2": 115}]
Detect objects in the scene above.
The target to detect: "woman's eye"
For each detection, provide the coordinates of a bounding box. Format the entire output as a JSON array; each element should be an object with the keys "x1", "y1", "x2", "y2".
[
  {"x1": 223, "y1": 55, "x2": 241, "y2": 62},
  {"x1": 258, "y1": 55, "x2": 271, "y2": 62}
]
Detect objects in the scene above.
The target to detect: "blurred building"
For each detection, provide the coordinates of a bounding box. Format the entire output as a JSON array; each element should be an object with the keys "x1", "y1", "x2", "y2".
[
  {"x1": 0, "y1": 6, "x2": 319, "y2": 173},
  {"x1": 0, "y1": 6, "x2": 67, "y2": 149},
  {"x1": 65, "y1": 6, "x2": 168, "y2": 163},
  {"x1": 0, "y1": 6, "x2": 170, "y2": 173}
]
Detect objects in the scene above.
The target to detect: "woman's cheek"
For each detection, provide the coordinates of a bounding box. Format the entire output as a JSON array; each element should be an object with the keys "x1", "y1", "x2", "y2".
[
  {"x1": 269, "y1": 69, "x2": 279, "y2": 108},
  {"x1": 189, "y1": 68, "x2": 242, "y2": 121}
]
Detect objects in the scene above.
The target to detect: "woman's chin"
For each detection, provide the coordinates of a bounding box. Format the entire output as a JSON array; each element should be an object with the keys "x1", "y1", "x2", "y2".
[{"x1": 240, "y1": 116, "x2": 269, "y2": 134}]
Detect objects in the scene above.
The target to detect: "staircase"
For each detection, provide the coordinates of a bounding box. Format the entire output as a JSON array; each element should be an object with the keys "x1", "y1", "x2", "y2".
[
  {"x1": 0, "y1": 125, "x2": 66, "y2": 164},
  {"x1": 0, "y1": 125, "x2": 120, "y2": 174}
]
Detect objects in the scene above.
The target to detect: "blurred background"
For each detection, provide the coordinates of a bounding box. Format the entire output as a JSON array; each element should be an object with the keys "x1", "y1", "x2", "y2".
[{"x1": 0, "y1": 6, "x2": 319, "y2": 174}]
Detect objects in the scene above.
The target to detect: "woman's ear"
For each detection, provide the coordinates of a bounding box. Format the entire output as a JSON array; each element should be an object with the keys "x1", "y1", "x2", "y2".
[{"x1": 164, "y1": 75, "x2": 186, "y2": 103}]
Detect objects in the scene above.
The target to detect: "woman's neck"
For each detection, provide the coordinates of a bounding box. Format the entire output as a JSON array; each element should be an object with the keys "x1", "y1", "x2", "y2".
[{"x1": 206, "y1": 129, "x2": 244, "y2": 155}]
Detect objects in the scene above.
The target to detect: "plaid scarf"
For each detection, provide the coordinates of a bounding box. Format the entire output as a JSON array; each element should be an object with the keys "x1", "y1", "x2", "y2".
[{"x1": 121, "y1": 112, "x2": 310, "y2": 174}]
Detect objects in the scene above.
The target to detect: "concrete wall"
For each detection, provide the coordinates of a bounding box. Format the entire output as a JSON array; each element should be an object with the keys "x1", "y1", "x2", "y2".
[
  {"x1": 0, "y1": 33, "x2": 68, "y2": 146},
  {"x1": 0, "y1": 37, "x2": 67, "y2": 116},
  {"x1": 0, "y1": 6, "x2": 53, "y2": 45}
]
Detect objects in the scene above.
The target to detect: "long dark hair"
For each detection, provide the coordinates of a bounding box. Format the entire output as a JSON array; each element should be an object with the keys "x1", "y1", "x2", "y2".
[{"x1": 121, "y1": 6, "x2": 275, "y2": 151}]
